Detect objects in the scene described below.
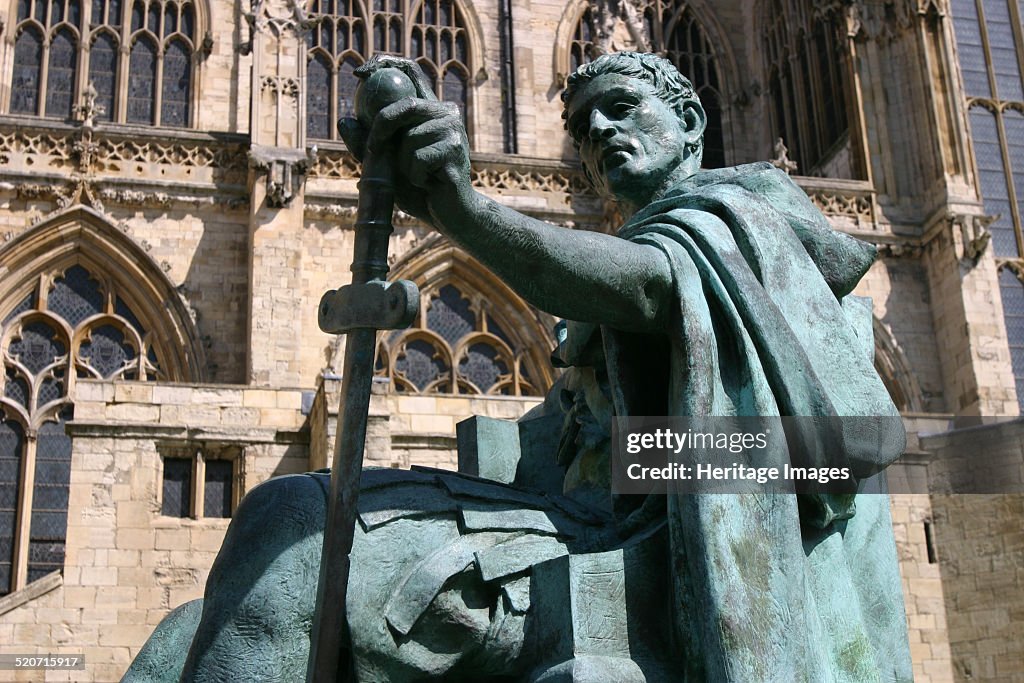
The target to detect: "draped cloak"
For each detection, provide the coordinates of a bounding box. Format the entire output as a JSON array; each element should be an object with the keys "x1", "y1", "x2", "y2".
[{"x1": 558, "y1": 162, "x2": 913, "y2": 681}]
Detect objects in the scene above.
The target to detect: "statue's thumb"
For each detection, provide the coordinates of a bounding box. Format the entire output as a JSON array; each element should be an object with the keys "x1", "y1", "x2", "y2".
[{"x1": 338, "y1": 118, "x2": 368, "y2": 162}]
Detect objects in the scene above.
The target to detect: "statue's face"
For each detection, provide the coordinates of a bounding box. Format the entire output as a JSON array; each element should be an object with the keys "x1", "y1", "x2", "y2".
[{"x1": 565, "y1": 73, "x2": 695, "y2": 203}]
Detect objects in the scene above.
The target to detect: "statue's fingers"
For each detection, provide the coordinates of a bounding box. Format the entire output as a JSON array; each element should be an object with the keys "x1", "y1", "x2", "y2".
[
  {"x1": 401, "y1": 117, "x2": 464, "y2": 149},
  {"x1": 337, "y1": 118, "x2": 368, "y2": 162},
  {"x1": 355, "y1": 55, "x2": 438, "y2": 101},
  {"x1": 404, "y1": 143, "x2": 454, "y2": 189},
  {"x1": 367, "y1": 99, "x2": 457, "y2": 153},
  {"x1": 397, "y1": 62, "x2": 439, "y2": 101}
]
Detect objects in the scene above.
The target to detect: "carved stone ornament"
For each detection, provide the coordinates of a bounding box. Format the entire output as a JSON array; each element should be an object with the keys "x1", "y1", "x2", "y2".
[
  {"x1": 587, "y1": 0, "x2": 651, "y2": 53},
  {"x1": 770, "y1": 137, "x2": 799, "y2": 174},
  {"x1": 1000, "y1": 258, "x2": 1024, "y2": 285},
  {"x1": 843, "y1": 0, "x2": 919, "y2": 43},
  {"x1": 243, "y1": 0, "x2": 318, "y2": 41},
  {"x1": 875, "y1": 240, "x2": 924, "y2": 259},
  {"x1": 73, "y1": 83, "x2": 106, "y2": 130},
  {"x1": 260, "y1": 76, "x2": 301, "y2": 99},
  {"x1": 951, "y1": 212, "x2": 993, "y2": 267},
  {"x1": 249, "y1": 144, "x2": 317, "y2": 207}
]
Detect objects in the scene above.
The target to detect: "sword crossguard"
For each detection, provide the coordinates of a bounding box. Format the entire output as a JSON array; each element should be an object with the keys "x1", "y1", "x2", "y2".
[{"x1": 318, "y1": 279, "x2": 419, "y2": 333}]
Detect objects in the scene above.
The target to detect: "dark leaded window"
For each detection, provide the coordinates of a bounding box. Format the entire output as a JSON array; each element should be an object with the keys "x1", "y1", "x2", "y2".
[
  {"x1": 127, "y1": 36, "x2": 157, "y2": 124},
  {"x1": 762, "y1": 0, "x2": 851, "y2": 176},
  {"x1": 377, "y1": 282, "x2": 543, "y2": 396},
  {"x1": 88, "y1": 31, "x2": 117, "y2": 122},
  {"x1": 161, "y1": 451, "x2": 235, "y2": 519},
  {"x1": 28, "y1": 410, "x2": 72, "y2": 584},
  {"x1": 0, "y1": 418, "x2": 23, "y2": 598},
  {"x1": 203, "y1": 460, "x2": 233, "y2": 519},
  {"x1": 306, "y1": 0, "x2": 472, "y2": 140},
  {"x1": 951, "y1": 0, "x2": 1024, "y2": 408},
  {"x1": 568, "y1": 0, "x2": 726, "y2": 168},
  {"x1": 161, "y1": 457, "x2": 191, "y2": 517},
  {"x1": 8, "y1": 0, "x2": 197, "y2": 126},
  {"x1": 0, "y1": 263, "x2": 164, "y2": 595}
]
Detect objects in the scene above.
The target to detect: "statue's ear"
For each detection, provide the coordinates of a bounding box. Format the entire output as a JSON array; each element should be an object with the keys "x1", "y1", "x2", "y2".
[{"x1": 680, "y1": 98, "x2": 707, "y2": 146}]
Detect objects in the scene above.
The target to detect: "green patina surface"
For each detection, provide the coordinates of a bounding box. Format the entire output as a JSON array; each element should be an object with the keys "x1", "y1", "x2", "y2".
[{"x1": 126, "y1": 53, "x2": 913, "y2": 682}]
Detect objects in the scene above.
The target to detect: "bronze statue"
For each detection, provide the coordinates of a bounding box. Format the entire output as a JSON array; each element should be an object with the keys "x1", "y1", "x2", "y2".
[{"x1": 126, "y1": 53, "x2": 912, "y2": 682}]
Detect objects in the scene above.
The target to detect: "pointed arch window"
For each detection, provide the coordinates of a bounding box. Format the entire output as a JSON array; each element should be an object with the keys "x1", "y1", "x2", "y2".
[
  {"x1": 0, "y1": 262, "x2": 165, "y2": 596},
  {"x1": 761, "y1": 0, "x2": 851, "y2": 176},
  {"x1": 568, "y1": 0, "x2": 726, "y2": 168},
  {"x1": 8, "y1": 0, "x2": 199, "y2": 127},
  {"x1": 306, "y1": 0, "x2": 472, "y2": 141},
  {"x1": 375, "y1": 282, "x2": 546, "y2": 396}
]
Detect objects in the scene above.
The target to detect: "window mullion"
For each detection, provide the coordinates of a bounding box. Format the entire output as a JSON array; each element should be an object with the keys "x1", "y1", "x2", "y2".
[
  {"x1": 38, "y1": 38, "x2": 52, "y2": 117},
  {"x1": 331, "y1": 62, "x2": 339, "y2": 141},
  {"x1": 973, "y1": 0, "x2": 1001, "y2": 100},
  {"x1": 11, "y1": 436, "x2": 38, "y2": 593},
  {"x1": 75, "y1": 6, "x2": 92, "y2": 115},
  {"x1": 231, "y1": 455, "x2": 243, "y2": 513},
  {"x1": 189, "y1": 48, "x2": 199, "y2": 128},
  {"x1": 116, "y1": 40, "x2": 130, "y2": 123},
  {"x1": 192, "y1": 449, "x2": 204, "y2": 519},
  {"x1": 153, "y1": 41, "x2": 164, "y2": 125}
]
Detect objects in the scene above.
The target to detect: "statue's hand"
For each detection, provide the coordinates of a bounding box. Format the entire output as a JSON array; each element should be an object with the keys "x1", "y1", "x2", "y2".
[
  {"x1": 367, "y1": 99, "x2": 473, "y2": 223},
  {"x1": 337, "y1": 56, "x2": 469, "y2": 224}
]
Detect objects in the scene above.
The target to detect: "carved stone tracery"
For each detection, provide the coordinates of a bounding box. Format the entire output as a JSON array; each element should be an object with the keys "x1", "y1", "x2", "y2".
[
  {"x1": 260, "y1": 76, "x2": 302, "y2": 99},
  {"x1": 249, "y1": 146, "x2": 317, "y2": 207}
]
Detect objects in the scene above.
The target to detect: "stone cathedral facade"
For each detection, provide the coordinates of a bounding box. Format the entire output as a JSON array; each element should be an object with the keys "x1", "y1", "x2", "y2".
[{"x1": 0, "y1": 0, "x2": 1023, "y2": 679}]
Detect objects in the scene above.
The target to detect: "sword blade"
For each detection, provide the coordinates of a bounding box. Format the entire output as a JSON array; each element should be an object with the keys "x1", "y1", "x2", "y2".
[{"x1": 308, "y1": 159, "x2": 396, "y2": 683}]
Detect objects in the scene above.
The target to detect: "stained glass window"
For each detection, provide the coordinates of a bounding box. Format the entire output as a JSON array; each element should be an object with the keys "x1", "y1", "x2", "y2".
[
  {"x1": 127, "y1": 37, "x2": 157, "y2": 124},
  {"x1": 88, "y1": 32, "x2": 117, "y2": 122},
  {"x1": 161, "y1": 39, "x2": 192, "y2": 127},
  {"x1": 376, "y1": 281, "x2": 544, "y2": 396},
  {"x1": 0, "y1": 262, "x2": 164, "y2": 594},
  {"x1": 306, "y1": 0, "x2": 472, "y2": 140},
  {"x1": 28, "y1": 410, "x2": 72, "y2": 584},
  {"x1": 45, "y1": 28, "x2": 78, "y2": 118},
  {"x1": 11, "y1": 27, "x2": 44, "y2": 115},
  {"x1": 951, "y1": 0, "x2": 1024, "y2": 407},
  {"x1": 762, "y1": 0, "x2": 851, "y2": 175},
  {"x1": 0, "y1": 417, "x2": 23, "y2": 597},
  {"x1": 568, "y1": 0, "x2": 726, "y2": 168},
  {"x1": 7, "y1": 0, "x2": 197, "y2": 126}
]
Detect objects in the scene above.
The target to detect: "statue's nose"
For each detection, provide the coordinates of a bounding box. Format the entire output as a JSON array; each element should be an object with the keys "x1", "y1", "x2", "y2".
[{"x1": 588, "y1": 110, "x2": 616, "y2": 140}]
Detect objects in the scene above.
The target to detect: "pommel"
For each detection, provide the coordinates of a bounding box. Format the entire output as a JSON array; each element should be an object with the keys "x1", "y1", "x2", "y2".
[{"x1": 355, "y1": 68, "x2": 419, "y2": 128}]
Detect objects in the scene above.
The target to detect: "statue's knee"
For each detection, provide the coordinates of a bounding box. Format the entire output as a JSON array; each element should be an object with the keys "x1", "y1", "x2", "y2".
[
  {"x1": 219, "y1": 474, "x2": 327, "y2": 555},
  {"x1": 184, "y1": 475, "x2": 328, "y2": 680},
  {"x1": 205, "y1": 474, "x2": 327, "y2": 607}
]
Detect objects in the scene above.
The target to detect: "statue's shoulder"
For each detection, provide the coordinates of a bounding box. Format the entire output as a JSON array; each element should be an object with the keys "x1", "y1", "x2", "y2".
[
  {"x1": 675, "y1": 162, "x2": 801, "y2": 197},
  {"x1": 621, "y1": 162, "x2": 798, "y2": 234}
]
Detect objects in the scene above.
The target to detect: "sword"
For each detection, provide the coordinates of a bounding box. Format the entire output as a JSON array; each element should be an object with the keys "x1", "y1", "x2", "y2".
[{"x1": 308, "y1": 58, "x2": 421, "y2": 683}]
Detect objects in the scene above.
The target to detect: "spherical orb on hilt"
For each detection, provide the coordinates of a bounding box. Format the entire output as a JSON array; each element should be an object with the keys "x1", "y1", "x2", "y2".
[{"x1": 355, "y1": 68, "x2": 419, "y2": 128}]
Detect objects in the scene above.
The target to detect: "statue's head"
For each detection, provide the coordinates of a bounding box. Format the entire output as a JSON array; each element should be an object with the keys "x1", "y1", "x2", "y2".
[{"x1": 562, "y1": 52, "x2": 707, "y2": 208}]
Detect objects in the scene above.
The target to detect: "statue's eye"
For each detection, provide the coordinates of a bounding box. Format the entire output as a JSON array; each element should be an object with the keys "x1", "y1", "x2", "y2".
[{"x1": 613, "y1": 102, "x2": 635, "y2": 117}]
